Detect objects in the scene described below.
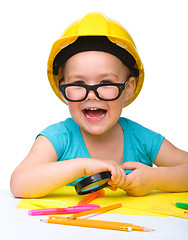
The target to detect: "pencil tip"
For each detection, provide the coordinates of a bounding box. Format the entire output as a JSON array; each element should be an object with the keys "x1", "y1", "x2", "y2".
[
  {"x1": 144, "y1": 227, "x2": 155, "y2": 232},
  {"x1": 40, "y1": 219, "x2": 47, "y2": 223}
]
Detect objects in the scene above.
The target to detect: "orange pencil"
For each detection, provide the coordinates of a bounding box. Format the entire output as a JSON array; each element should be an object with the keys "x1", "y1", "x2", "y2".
[
  {"x1": 78, "y1": 189, "x2": 105, "y2": 205},
  {"x1": 69, "y1": 203, "x2": 122, "y2": 219},
  {"x1": 42, "y1": 216, "x2": 154, "y2": 232}
]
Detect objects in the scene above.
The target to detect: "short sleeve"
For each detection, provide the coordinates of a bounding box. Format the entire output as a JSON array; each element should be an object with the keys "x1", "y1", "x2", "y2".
[
  {"x1": 148, "y1": 131, "x2": 164, "y2": 163},
  {"x1": 36, "y1": 122, "x2": 68, "y2": 160}
]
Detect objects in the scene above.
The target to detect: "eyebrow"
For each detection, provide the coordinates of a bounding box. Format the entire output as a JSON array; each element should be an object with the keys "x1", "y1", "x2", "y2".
[
  {"x1": 66, "y1": 73, "x2": 119, "y2": 80},
  {"x1": 98, "y1": 73, "x2": 119, "y2": 79}
]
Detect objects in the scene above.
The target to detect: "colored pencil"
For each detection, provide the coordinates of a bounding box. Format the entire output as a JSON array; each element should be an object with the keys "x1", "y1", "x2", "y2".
[
  {"x1": 69, "y1": 203, "x2": 122, "y2": 219},
  {"x1": 28, "y1": 204, "x2": 100, "y2": 216},
  {"x1": 78, "y1": 189, "x2": 105, "y2": 205},
  {"x1": 41, "y1": 216, "x2": 154, "y2": 232},
  {"x1": 175, "y1": 202, "x2": 188, "y2": 210}
]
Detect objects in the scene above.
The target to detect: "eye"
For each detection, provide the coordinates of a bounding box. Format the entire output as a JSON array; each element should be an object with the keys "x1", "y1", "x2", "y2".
[
  {"x1": 100, "y1": 80, "x2": 112, "y2": 84},
  {"x1": 73, "y1": 80, "x2": 85, "y2": 85}
]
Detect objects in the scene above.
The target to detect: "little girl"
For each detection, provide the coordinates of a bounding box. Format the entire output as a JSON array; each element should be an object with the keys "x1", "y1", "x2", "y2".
[{"x1": 10, "y1": 13, "x2": 188, "y2": 198}]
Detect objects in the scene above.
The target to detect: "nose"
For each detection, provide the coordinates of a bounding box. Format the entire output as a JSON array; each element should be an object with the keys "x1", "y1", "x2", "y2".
[{"x1": 86, "y1": 89, "x2": 99, "y2": 101}]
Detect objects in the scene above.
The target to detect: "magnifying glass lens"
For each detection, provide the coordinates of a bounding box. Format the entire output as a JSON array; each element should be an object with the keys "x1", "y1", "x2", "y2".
[
  {"x1": 75, "y1": 171, "x2": 111, "y2": 195},
  {"x1": 81, "y1": 179, "x2": 109, "y2": 192}
]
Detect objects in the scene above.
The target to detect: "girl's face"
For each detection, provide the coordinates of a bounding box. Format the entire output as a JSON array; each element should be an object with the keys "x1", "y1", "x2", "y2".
[{"x1": 63, "y1": 51, "x2": 135, "y2": 137}]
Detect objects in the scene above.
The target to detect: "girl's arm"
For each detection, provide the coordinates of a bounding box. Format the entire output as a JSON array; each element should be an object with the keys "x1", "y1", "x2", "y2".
[
  {"x1": 152, "y1": 139, "x2": 188, "y2": 192},
  {"x1": 10, "y1": 135, "x2": 125, "y2": 198},
  {"x1": 10, "y1": 135, "x2": 85, "y2": 198},
  {"x1": 121, "y1": 139, "x2": 188, "y2": 196}
]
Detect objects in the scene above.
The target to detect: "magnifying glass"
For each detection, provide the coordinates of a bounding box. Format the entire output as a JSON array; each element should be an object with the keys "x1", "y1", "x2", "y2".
[{"x1": 75, "y1": 171, "x2": 111, "y2": 195}]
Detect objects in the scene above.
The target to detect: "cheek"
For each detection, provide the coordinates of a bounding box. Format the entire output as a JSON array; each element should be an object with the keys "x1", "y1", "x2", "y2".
[
  {"x1": 68, "y1": 103, "x2": 80, "y2": 118},
  {"x1": 115, "y1": 94, "x2": 126, "y2": 109},
  {"x1": 109, "y1": 98, "x2": 124, "y2": 115}
]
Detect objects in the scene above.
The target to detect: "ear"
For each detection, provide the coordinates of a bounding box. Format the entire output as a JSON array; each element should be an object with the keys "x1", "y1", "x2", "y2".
[{"x1": 124, "y1": 77, "x2": 136, "y2": 104}]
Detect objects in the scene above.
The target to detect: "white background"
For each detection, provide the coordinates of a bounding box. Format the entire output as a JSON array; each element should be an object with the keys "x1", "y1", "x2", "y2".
[{"x1": 0, "y1": 0, "x2": 187, "y2": 189}]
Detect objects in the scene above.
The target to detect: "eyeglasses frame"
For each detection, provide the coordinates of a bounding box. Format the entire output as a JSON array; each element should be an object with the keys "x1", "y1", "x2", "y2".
[{"x1": 58, "y1": 76, "x2": 130, "y2": 102}]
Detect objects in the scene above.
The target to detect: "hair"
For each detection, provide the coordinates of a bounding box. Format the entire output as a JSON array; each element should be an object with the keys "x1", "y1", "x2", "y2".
[{"x1": 53, "y1": 36, "x2": 139, "y2": 78}]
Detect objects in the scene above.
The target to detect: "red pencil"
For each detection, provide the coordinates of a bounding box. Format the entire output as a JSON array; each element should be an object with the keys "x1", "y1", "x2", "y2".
[{"x1": 78, "y1": 189, "x2": 105, "y2": 205}]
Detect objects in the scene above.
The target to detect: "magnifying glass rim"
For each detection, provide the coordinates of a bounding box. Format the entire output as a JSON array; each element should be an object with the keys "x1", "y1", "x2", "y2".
[{"x1": 75, "y1": 171, "x2": 111, "y2": 195}]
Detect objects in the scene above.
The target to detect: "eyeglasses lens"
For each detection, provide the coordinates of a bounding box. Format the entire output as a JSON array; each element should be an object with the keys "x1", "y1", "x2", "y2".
[
  {"x1": 65, "y1": 86, "x2": 86, "y2": 101},
  {"x1": 97, "y1": 85, "x2": 119, "y2": 100}
]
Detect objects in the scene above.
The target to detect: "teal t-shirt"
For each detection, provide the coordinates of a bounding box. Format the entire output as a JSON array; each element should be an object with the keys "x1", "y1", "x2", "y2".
[{"x1": 37, "y1": 117, "x2": 164, "y2": 185}]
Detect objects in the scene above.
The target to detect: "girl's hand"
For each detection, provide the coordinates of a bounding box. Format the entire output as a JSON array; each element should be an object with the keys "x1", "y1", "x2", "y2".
[
  {"x1": 121, "y1": 162, "x2": 156, "y2": 196},
  {"x1": 83, "y1": 158, "x2": 126, "y2": 189}
]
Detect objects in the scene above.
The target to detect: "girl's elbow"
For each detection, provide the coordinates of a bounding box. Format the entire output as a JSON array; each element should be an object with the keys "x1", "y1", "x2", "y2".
[{"x1": 10, "y1": 170, "x2": 24, "y2": 198}]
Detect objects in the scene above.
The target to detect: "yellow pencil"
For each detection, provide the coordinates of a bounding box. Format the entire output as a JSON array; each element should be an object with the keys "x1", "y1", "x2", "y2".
[
  {"x1": 69, "y1": 203, "x2": 122, "y2": 219},
  {"x1": 41, "y1": 216, "x2": 154, "y2": 232}
]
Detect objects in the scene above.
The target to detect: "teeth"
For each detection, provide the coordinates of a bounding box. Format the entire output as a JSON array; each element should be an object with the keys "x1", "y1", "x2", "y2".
[
  {"x1": 85, "y1": 108, "x2": 98, "y2": 110},
  {"x1": 84, "y1": 108, "x2": 106, "y2": 119},
  {"x1": 85, "y1": 112, "x2": 106, "y2": 119}
]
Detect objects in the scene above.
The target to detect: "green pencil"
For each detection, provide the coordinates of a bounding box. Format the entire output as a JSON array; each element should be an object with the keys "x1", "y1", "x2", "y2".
[{"x1": 175, "y1": 202, "x2": 188, "y2": 210}]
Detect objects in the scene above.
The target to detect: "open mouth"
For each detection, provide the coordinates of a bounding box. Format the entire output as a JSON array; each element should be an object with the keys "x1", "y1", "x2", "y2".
[{"x1": 83, "y1": 108, "x2": 107, "y2": 119}]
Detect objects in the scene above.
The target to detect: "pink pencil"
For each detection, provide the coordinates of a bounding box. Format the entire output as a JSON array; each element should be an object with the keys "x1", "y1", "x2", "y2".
[{"x1": 28, "y1": 204, "x2": 100, "y2": 216}]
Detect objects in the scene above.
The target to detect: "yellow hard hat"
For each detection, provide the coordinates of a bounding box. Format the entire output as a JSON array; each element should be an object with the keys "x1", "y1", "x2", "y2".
[{"x1": 47, "y1": 12, "x2": 144, "y2": 107}]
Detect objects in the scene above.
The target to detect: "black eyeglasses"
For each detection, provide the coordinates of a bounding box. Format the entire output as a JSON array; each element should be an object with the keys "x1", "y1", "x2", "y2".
[{"x1": 58, "y1": 77, "x2": 130, "y2": 102}]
